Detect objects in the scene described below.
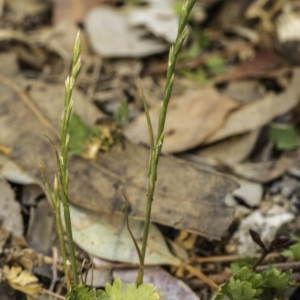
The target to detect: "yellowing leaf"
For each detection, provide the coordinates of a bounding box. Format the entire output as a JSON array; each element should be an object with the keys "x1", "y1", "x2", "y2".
[{"x1": 2, "y1": 265, "x2": 41, "y2": 298}]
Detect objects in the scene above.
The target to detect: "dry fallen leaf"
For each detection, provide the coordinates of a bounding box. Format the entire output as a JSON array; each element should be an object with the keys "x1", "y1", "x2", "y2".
[
  {"x1": 205, "y1": 68, "x2": 300, "y2": 144},
  {"x1": 52, "y1": 0, "x2": 100, "y2": 25},
  {"x1": 231, "y1": 150, "x2": 300, "y2": 183},
  {"x1": 211, "y1": 49, "x2": 286, "y2": 84},
  {"x1": 124, "y1": 87, "x2": 239, "y2": 153},
  {"x1": 85, "y1": 7, "x2": 169, "y2": 58},
  {"x1": 196, "y1": 129, "x2": 260, "y2": 164},
  {"x1": 69, "y1": 204, "x2": 181, "y2": 265},
  {"x1": 223, "y1": 80, "x2": 266, "y2": 104},
  {"x1": 2, "y1": 266, "x2": 41, "y2": 298}
]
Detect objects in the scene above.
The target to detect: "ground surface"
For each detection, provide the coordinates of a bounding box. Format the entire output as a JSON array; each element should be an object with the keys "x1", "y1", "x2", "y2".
[{"x1": 0, "y1": 0, "x2": 300, "y2": 299}]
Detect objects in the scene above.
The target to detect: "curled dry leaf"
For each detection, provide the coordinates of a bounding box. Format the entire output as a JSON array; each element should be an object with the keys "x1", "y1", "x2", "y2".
[
  {"x1": 205, "y1": 68, "x2": 300, "y2": 144},
  {"x1": 231, "y1": 149, "x2": 300, "y2": 183},
  {"x1": 2, "y1": 266, "x2": 41, "y2": 298},
  {"x1": 196, "y1": 129, "x2": 260, "y2": 164}
]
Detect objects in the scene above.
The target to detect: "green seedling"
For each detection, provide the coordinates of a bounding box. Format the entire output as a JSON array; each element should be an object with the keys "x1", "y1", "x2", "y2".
[
  {"x1": 113, "y1": 99, "x2": 129, "y2": 127},
  {"x1": 217, "y1": 230, "x2": 299, "y2": 300},
  {"x1": 269, "y1": 123, "x2": 299, "y2": 150}
]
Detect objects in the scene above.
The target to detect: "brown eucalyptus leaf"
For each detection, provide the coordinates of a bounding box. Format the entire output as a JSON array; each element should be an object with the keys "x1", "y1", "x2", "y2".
[
  {"x1": 232, "y1": 150, "x2": 300, "y2": 183},
  {"x1": 205, "y1": 68, "x2": 300, "y2": 144},
  {"x1": 0, "y1": 74, "x2": 238, "y2": 240},
  {"x1": 124, "y1": 87, "x2": 238, "y2": 153},
  {"x1": 196, "y1": 129, "x2": 260, "y2": 164},
  {"x1": 69, "y1": 204, "x2": 181, "y2": 265},
  {"x1": 70, "y1": 141, "x2": 238, "y2": 239}
]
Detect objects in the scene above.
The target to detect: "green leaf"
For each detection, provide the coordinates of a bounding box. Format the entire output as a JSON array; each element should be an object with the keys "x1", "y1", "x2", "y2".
[
  {"x1": 236, "y1": 267, "x2": 263, "y2": 293},
  {"x1": 68, "y1": 113, "x2": 100, "y2": 155},
  {"x1": 113, "y1": 100, "x2": 129, "y2": 127},
  {"x1": 216, "y1": 277, "x2": 257, "y2": 300},
  {"x1": 269, "y1": 123, "x2": 298, "y2": 150},
  {"x1": 97, "y1": 278, "x2": 160, "y2": 300},
  {"x1": 179, "y1": 69, "x2": 207, "y2": 83},
  {"x1": 66, "y1": 284, "x2": 96, "y2": 300},
  {"x1": 216, "y1": 267, "x2": 265, "y2": 300},
  {"x1": 227, "y1": 279, "x2": 257, "y2": 300},
  {"x1": 231, "y1": 257, "x2": 257, "y2": 274},
  {"x1": 282, "y1": 238, "x2": 300, "y2": 261},
  {"x1": 262, "y1": 267, "x2": 292, "y2": 290},
  {"x1": 206, "y1": 56, "x2": 225, "y2": 76}
]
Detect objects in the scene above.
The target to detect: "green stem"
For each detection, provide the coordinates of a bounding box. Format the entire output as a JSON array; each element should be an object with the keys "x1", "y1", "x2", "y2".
[
  {"x1": 55, "y1": 33, "x2": 81, "y2": 287},
  {"x1": 61, "y1": 191, "x2": 78, "y2": 285},
  {"x1": 39, "y1": 166, "x2": 68, "y2": 284},
  {"x1": 54, "y1": 185, "x2": 69, "y2": 288},
  {"x1": 138, "y1": 0, "x2": 196, "y2": 285},
  {"x1": 40, "y1": 33, "x2": 81, "y2": 291}
]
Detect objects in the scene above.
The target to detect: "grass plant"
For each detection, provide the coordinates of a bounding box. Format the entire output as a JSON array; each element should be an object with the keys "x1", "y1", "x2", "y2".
[
  {"x1": 40, "y1": 0, "x2": 196, "y2": 298},
  {"x1": 137, "y1": 0, "x2": 196, "y2": 285},
  {"x1": 40, "y1": 33, "x2": 81, "y2": 290}
]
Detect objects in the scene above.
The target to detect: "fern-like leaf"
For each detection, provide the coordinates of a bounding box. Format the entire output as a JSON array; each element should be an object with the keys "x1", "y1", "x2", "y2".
[
  {"x1": 66, "y1": 284, "x2": 97, "y2": 300},
  {"x1": 97, "y1": 278, "x2": 160, "y2": 300}
]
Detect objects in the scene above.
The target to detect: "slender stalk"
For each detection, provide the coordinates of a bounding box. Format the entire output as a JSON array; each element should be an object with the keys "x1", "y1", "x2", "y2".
[
  {"x1": 57, "y1": 32, "x2": 81, "y2": 286},
  {"x1": 137, "y1": 0, "x2": 196, "y2": 285},
  {"x1": 40, "y1": 33, "x2": 81, "y2": 290},
  {"x1": 39, "y1": 165, "x2": 68, "y2": 286}
]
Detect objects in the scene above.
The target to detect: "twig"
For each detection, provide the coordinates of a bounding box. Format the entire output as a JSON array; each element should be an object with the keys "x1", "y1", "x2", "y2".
[
  {"x1": 42, "y1": 288, "x2": 65, "y2": 300},
  {"x1": 191, "y1": 252, "x2": 281, "y2": 264},
  {"x1": 121, "y1": 189, "x2": 144, "y2": 285},
  {"x1": 256, "y1": 261, "x2": 300, "y2": 273},
  {"x1": 183, "y1": 264, "x2": 219, "y2": 290}
]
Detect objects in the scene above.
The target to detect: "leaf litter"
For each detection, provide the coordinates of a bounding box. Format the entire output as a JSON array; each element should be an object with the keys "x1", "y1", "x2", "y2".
[{"x1": 2, "y1": 0, "x2": 300, "y2": 299}]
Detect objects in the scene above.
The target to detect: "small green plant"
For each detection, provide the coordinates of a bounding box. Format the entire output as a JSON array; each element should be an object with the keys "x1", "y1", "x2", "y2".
[
  {"x1": 206, "y1": 55, "x2": 225, "y2": 76},
  {"x1": 40, "y1": 0, "x2": 196, "y2": 299},
  {"x1": 216, "y1": 230, "x2": 299, "y2": 300},
  {"x1": 68, "y1": 113, "x2": 100, "y2": 156},
  {"x1": 269, "y1": 123, "x2": 299, "y2": 150},
  {"x1": 282, "y1": 236, "x2": 300, "y2": 261},
  {"x1": 179, "y1": 68, "x2": 207, "y2": 84},
  {"x1": 216, "y1": 266, "x2": 296, "y2": 300},
  {"x1": 113, "y1": 99, "x2": 129, "y2": 127}
]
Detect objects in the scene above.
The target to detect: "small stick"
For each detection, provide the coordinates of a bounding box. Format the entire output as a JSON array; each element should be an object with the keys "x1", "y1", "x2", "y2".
[{"x1": 183, "y1": 264, "x2": 219, "y2": 290}]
